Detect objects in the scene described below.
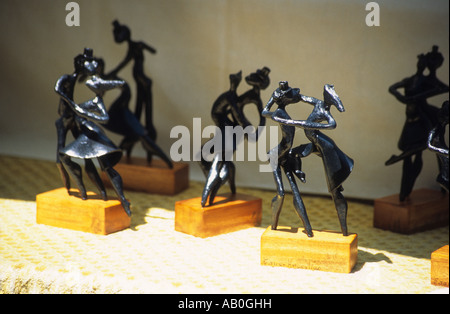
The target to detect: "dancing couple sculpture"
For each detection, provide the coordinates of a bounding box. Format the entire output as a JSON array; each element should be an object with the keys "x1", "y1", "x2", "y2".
[
  {"x1": 55, "y1": 48, "x2": 131, "y2": 216},
  {"x1": 263, "y1": 81, "x2": 353, "y2": 237},
  {"x1": 386, "y1": 45, "x2": 449, "y2": 201},
  {"x1": 102, "y1": 20, "x2": 172, "y2": 168},
  {"x1": 200, "y1": 67, "x2": 271, "y2": 207}
]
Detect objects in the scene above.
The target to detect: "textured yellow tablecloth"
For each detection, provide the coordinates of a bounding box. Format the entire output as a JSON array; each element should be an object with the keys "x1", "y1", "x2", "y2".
[{"x1": 0, "y1": 155, "x2": 448, "y2": 294}]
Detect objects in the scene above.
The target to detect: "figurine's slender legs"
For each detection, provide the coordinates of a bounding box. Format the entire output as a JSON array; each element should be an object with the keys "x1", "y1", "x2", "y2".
[
  {"x1": 208, "y1": 179, "x2": 222, "y2": 207},
  {"x1": 99, "y1": 157, "x2": 131, "y2": 216},
  {"x1": 331, "y1": 186, "x2": 348, "y2": 236},
  {"x1": 285, "y1": 169, "x2": 313, "y2": 237},
  {"x1": 60, "y1": 154, "x2": 87, "y2": 199},
  {"x1": 85, "y1": 159, "x2": 107, "y2": 200},
  {"x1": 135, "y1": 77, "x2": 156, "y2": 141},
  {"x1": 271, "y1": 166, "x2": 285, "y2": 230},
  {"x1": 55, "y1": 119, "x2": 72, "y2": 191},
  {"x1": 56, "y1": 162, "x2": 71, "y2": 192},
  {"x1": 400, "y1": 153, "x2": 423, "y2": 201},
  {"x1": 201, "y1": 155, "x2": 223, "y2": 207},
  {"x1": 208, "y1": 161, "x2": 236, "y2": 205}
]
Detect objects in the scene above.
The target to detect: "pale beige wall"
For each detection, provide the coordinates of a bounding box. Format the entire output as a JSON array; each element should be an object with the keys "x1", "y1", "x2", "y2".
[{"x1": 0, "y1": 0, "x2": 448, "y2": 199}]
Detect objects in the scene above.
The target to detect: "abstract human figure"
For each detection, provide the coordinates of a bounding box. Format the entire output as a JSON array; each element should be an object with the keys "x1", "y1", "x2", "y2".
[
  {"x1": 428, "y1": 101, "x2": 449, "y2": 192},
  {"x1": 200, "y1": 67, "x2": 270, "y2": 206},
  {"x1": 97, "y1": 58, "x2": 173, "y2": 168},
  {"x1": 107, "y1": 20, "x2": 160, "y2": 162},
  {"x1": 236, "y1": 67, "x2": 271, "y2": 140},
  {"x1": 386, "y1": 46, "x2": 449, "y2": 201},
  {"x1": 262, "y1": 81, "x2": 312, "y2": 236},
  {"x1": 263, "y1": 82, "x2": 353, "y2": 237},
  {"x1": 54, "y1": 48, "x2": 131, "y2": 216}
]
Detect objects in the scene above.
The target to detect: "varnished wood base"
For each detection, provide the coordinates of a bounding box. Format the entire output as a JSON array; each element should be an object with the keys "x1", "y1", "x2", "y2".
[
  {"x1": 431, "y1": 245, "x2": 449, "y2": 287},
  {"x1": 175, "y1": 193, "x2": 262, "y2": 238},
  {"x1": 373, "y1": 189, "x2": 449, "y2": 234},
  {"x1": 36, "y1": 188, "x2": 130, "y2": 235},
  {"x1": 261, "y1": 226, "x2": 358, "y2": 273},
  {"x1": 101, "y1": 157, "x2": 189, "y2": 195}
]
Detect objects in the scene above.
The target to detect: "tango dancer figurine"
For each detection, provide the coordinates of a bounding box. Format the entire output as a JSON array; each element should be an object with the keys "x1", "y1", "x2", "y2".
[
  {"x1": 200, "y1": 67, "x2": 270, "y2": 206},
  {"x1": 386, "y1": 46, "x2": 449, "y2": 201},
  {"x1": 107, "y1": 20, "x2": 164, "y2": 163},
  {"x1": 54, "y1": 48, "x2": 131, "y2": 216},
  {"x1": 428, "y1": 101, "x2": 449, "y2": 192},
  {"x1": 97, "y1": 58, "x2": 173, "y2": 168},
  {"x1": 263, "y1": 82, "x2": 353, "y2": 237}
]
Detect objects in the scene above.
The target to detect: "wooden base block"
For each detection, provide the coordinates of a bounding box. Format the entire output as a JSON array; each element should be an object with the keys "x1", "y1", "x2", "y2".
[
  {"x1": 36, "y1": 188, "x2": 130, "y2": 235},
  {"x1": 261, "y1": 226, "x2": 358, "y2": 273},
  {"x1": 431, "y1": 245, "x2": 449, "y2": 287},
  {"x1": 373, "y1": 189, "x2": 449, "y2": 234},
  {"x1": 175, "y1": 193, "x2": 262, "y2": 238},
  {"x1": 102, "y1": 157, "x2": 189, "y2": 195}
]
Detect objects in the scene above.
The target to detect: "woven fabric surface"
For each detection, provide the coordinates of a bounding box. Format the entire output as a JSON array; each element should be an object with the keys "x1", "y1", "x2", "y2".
[{"x1": 0, "y1": 155, "x2": 448, "y2": 294}]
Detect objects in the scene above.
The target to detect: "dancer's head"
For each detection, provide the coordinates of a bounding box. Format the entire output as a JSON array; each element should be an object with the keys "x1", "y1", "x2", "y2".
[
  {"x1": 74, "y1": 48, "x2": 98, "y2": 76},
  {"x1": 323, "y1": 84, "x2": 344, "y2": 112},
  {"x1": 245, "y1": 67, "x2": 271, "y2": 90},
  {"x1": 113, "y1": 20, "x2": 131, "y2": 43},
  {"x1": 229, "y1": 71, "x2": 242, "y2": 89}
]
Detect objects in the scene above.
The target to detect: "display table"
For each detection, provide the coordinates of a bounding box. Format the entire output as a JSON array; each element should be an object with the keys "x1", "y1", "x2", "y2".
[{"x1": 0, "y1": 155, "x2": 448, "y2": 293}]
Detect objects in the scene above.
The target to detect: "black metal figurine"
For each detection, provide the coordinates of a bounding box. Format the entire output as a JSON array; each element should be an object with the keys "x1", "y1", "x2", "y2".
[
  {"x1": 55, "y1": 48, "x2": 131, "y2": 216},
  {"x1": 263, "y1": 81, "x2": 353, "y2": 237},
  {"x1": 107, "y1": 20, "x2": 167, "y2": 164},
  {"x1": 200, "y1": 67, "x2": 270, "y2": 206},
  {"x1": 96, "y1": 58, "x2": 173, "y2": 168},
  {"x1": 386, "y1": 46, "x2": 449, "y2": 201},
  {"x1": 428, "y1": 100, "x2": 449, "y2": 192}
]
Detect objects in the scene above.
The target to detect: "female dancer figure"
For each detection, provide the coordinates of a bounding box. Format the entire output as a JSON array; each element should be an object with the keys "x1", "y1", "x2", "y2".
[
  {"x1": 262, "y1": 81, "x2": 312, "y2": 236},
  {"x1": 386, "y1": 46, "x2": 448, "y2": 201},
  {"x1": 55, "y1": 48, "x2": 131, "y2": 216},
  {"x1": 199, "y1": 71, "x2": 242, "y2": 206},
  {"x1": 200, "y1": 68, "x2": 270, "y2": 206},
  {"x1": 107, "y1": 20, "x2": 160, "y2": 162},
  {"x1": 97, "y1": 58, "x2": 172, "y2": 168}
]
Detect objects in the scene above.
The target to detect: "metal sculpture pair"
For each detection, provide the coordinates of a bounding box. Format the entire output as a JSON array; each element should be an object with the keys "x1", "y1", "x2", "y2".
[
  {"x1": 263, "y1": 82, "x2": 353, "y2": 237},
  {"x1": 200, "y1": 67, "x2": 271, "y2": 207},
  {"x1": 55, "y1": 48, "x2": 131, "y2": 216},
  {"x1": 55, "y1": 21, "x2": 171, "y2": 216},
  {"x1": 386, "y1": 46, "x2": 449, "y2": 201}
]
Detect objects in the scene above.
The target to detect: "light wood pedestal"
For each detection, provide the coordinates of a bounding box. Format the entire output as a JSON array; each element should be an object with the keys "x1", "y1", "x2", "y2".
[
  {"x1": 261, "y1": 226, "x2": 358, "y2": 273},
  {"x1": 36, "y1": 188, "x2": 130, "y2": 235},
  {"x1": 175, "y1": 193, "x2": 262, "y2": 238}
]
